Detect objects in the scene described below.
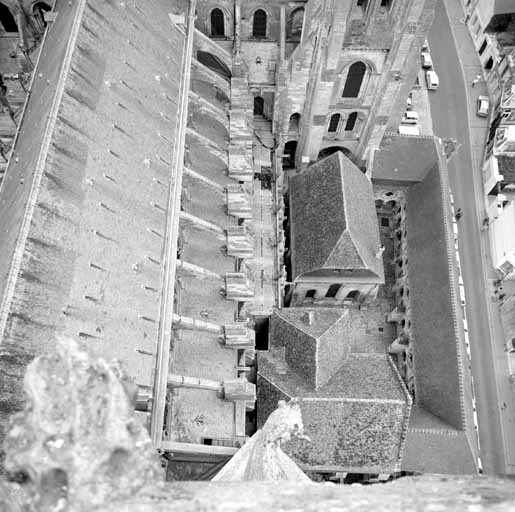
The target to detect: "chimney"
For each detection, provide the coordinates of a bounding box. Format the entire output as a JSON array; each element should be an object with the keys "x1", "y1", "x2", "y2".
[{"x1": 303, "y1": 311, "x2": 314, "y2": 325}]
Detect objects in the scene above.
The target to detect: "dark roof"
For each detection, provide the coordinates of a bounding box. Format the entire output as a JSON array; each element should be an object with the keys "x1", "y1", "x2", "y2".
[
  {"x1": 406, "y1": 162, "x2": 466, "y2": 430},
  {"x1": 372, "y1": 134, "x2": 439, "y2": 183},
  {"x1": 271, "y1": 308, "x2": 388, "y2": 389},
  {"x1": 258, "y1": 350, "x2": 409, "y2": 473},
  {"x1": 290, "y1": 152, "x2": 384, "y2": 282},
  {"x1": 497, "y1": 155, "x2": 515, "y2": 185},
  {"x1": 402, "y1": 407, "x2": 478, "y2": 474}
]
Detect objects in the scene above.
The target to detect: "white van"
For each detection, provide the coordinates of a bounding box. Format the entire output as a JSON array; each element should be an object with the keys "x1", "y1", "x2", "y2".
[
  {"x1": 398, "y1": 124, "x2": 420, "y2": 136},
  {"x1": 425, "y1": 70, "x2": 439, "y2": 90},
  {"x1": 401, "y1": 111, "x2": 419, "y2": 125}
]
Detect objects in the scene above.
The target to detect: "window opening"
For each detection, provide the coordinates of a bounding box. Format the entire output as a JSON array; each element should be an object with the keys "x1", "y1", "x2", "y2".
[
  {"x1": 253, "y1": 9, "x2": 267, "y2": 38},
  {"x1": 211, "y1": 8, "x2": 225, "y2": 37},
  {"x1": 345, "y1": 112, "x2": 358, "y2": 131},
  {"x1": 328, "y1": 113, "x2": 340, "y2": 133},
  {"x1": 342, "y1": 62, "x2": 366, "y2": 98},
  {"x1": 325, "y1": 284, "x2": 341, "y2": 298}
]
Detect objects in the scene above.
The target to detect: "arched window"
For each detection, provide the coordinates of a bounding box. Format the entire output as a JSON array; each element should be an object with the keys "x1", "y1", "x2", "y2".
[
  {"x1": 287, "y1": 7, "x2": 304, "y2": 39},
  {"x1": 33, "y1": 2, "x2": 51, "y2": 31},
  {"x1": 478, "y1": 39, "x2": 487, "y2": 56},
  {"x1": 288, "y1": 113, "x2": 301, "y2": 132},
  {"x1": 342, "y1": 62, "x2": 366, "y2": 98},
  {"x1": 283, "y1": 140, "x2": 297, "y2": 169},
  {"x1": 254, "y1": 96, "x2": 264, "y2": 116},
  {"x1": 345, "y1": 290, "x2": 359, "y2": 300},
  {"x1": 345, "y1": 112, "x2": 358, "y2": 131},
  {"x1": 0, "y1": 3, "x2": 17, "y2": 32},
  {"x1": 253, "y1": 9, "x2": 267, "y2": 38},
  {"x1": 485, "y1": 57, "x2": 494, "y2": 71},
  {"x1": 328, "y1": 113, "x2": 341, "y2": 133},
  {"x1": 210, "y1": 8, "x2": 225, "y2": 37},
  {"x1": 305, "y1": 289, "x2": 316, "y2": 298},
  {"x1": 325, "y1": 284, "x2": 341, "y2": 298}
]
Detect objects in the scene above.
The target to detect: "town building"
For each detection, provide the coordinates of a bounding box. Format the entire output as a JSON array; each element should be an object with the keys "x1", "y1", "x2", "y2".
[
  {"x1": 0, "y1": 0, "x2": 479, "y2": 480},
  {"x1": 287, "y1": 152, "x2": 384, "y2": 307},
  {"x1": 462, "y1": 0, "x2": 515, "y2": 103},
  {"x1": 258, "y1": 136, "x2": 479, "y2": 479}
]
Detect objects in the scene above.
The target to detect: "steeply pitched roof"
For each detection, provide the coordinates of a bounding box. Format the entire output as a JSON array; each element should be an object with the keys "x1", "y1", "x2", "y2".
[
  {"x1": 290, "y1": 152, "x2": 384, "y2": 282},
  {"x1": 270, "y1": 308, "x2": 387, "y2": 389},
  {"x1": 258, "y1": 350, "x2": 409, "y2": 473}
]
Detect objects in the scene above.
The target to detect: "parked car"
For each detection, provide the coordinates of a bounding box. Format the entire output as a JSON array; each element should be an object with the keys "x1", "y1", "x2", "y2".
[
  {"x1": 401, "y1": 111, "x2": 419, "y2": 125},
  {"x1": 425, "y1": 70, "x2": 439, "y2": 90},
  {"x1": 406, "y1": 91, "x2": 413, "y2": 110},
  {"x1": 421, "y1": 51, "x2": 433, "y2": 69},
  {"x1": 476, "y1": 95, "x2": 490, "y2": 117},
  {"x1": 422, "y1": 39, "x2": 429, "y2": 51}
]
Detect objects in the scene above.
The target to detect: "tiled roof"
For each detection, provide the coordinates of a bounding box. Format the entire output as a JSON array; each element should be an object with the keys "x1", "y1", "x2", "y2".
[
  {"x1": 257, "y1": 348, "x2": 409, "y2": 473},
  {"x1": 406, "y1": 163, "x2": 465, "y2": 430},
  {"x1": 497, "y1": 155, "x2": 515, "y2": 184},
  {"x1": 290, "y1": 152, "x2": 384, "y2": 282},
  {"x1": 372, "y1": 134, "x2": 439, "y2": 183},
  {"x1": 402, "y1": 427, "x2": 477, "y2": 474},
  {"x1": 270, "y1": 308, "x2": 387, "y2": 389}
]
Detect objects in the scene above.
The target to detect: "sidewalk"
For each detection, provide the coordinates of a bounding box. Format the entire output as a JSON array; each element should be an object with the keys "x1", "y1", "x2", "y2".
[{"x1": 441, "y1": 0, "x2": 515, "y2": 474}]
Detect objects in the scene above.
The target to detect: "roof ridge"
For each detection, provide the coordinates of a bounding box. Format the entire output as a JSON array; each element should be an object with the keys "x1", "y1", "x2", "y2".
[
  {"x1": 256, "y1": 371, "x2": 293, "y2": 400},
  {"x1": 407, "y1": 427, "x2": 463, "y2": 436},
  {"x1": 274, "y1": 308, "x2": 345, "y2": 340}
]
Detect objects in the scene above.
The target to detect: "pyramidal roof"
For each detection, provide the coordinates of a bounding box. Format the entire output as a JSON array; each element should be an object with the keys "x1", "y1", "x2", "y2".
[{"x1": 290, "y1": 152, "x2": 384, "y2": 282}]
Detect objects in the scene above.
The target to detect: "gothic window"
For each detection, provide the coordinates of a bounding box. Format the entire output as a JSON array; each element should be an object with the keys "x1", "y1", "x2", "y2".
[
  {"x1": 325, "y1": 284, "x2": 341, "y2": 298},
  {"x1": 342, "y1": 62, "x2": 366, "y2": 98},
  {"x1": 485, "y1": 57, "x2": 494, "y2": 70},
  {"x1": 345, "y1": 290, "x2": 359, "y2": 300},
  {"x1": 33, "y1": 2, "x2": 51, "y2": 32},
  {"x1": 478, "y1": 39, "x2": 487, "y2": 56},
  {"x1": 254, "y1": 96, "x2": 264, "y2": 116},
  {"x1": 344, "y1": 112, "x2": 358, "y2": 131},
  {"x1": 211, "y1": 8, "x2": 225, "y2": 37},
  {"x1": 0, "y1": 3, "x2": 17, "y2": 32},
  {"x1": 328, "y1": 113, "x2": 341, "y2": 133},
  {"x1": 287, "y1": 7, "x2": 304, "y2": 39},
  {"x1": 253, "y1": 9, "x2": 267, "y2": 38},
  {"x1": 288, "y1": 113, "x2": 301, "y2": 132}
]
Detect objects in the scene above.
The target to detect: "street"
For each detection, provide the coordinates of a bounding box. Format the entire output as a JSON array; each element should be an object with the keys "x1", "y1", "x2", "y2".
[{"x1": 427, "y1": 0, "x2": 510, "y2": 475}]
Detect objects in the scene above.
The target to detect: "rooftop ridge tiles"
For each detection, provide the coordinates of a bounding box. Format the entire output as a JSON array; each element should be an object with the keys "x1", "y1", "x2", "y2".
[
  {"x1": 386, "y1": 354, "x2": 412, "y2": 472},
  {"x1": 298, "y1": 396, "x2": 405, "y2": 404},
  {"x1": 434, "y1": 143, "x2": 470, "y2": 434},
  {"x1": 273, "y1": 308, "x2": 347, "y2": 340},
  {"x1": 256, "y1": 371, "x2": 293, "y2": 400}
]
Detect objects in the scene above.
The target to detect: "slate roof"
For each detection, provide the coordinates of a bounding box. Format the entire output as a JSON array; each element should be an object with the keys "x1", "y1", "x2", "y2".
[
  {"x1": 404, "y1": 145, "x2": 478, "y2": 474},
  {"x1": 406, "y1": 162, "x2": 465, "y2": 430},
  {"x1": 372, "y1": 134, "x2": 439, "y2": 183},
  {"x1": 258, "y1": 350, "x2": 409, "y2": 473},
  {"x1": 401, "y1": 407, "x2": 477, "y2": 474},
  {"x1": 497, "y1": 155, "x2": 515, "y2": 185},
  {"x1": 270, "y1": 308, "x2": 389, "y2": 389},
  {"x1": 290, "y1": 152, "x2": 384, "y2": 282}
]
